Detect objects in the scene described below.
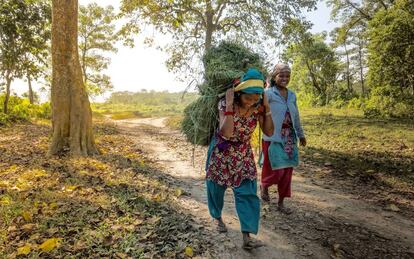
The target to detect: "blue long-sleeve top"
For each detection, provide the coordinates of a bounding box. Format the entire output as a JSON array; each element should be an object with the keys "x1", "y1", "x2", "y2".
[{"x1": 262, "y1": 86, "x2": 305, "y2": 142}]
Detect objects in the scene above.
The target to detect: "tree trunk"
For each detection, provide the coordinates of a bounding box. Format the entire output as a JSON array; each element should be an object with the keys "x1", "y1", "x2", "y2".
[
  {"x1": 305, "y1": 60, "x2": 322, "y2": 94},
  {"x1": 3, "y1": 72, "x2": 12, "y2": 114},
  {"x1": 204, "y1": 0, "x2": 214, "y2": 51},
  {"x1": 204, "y1": 14, "x2": 214, "y2": 51},
  {"x1": 49, "y1": 0, "x2": 98, "y2": 156},
  {"x1": 358, "y1": 41, "x2": 365, "y2": 97},
  {"x1": 344, "y1": 44, "x2": 353, "y2": 94},
  {"x1": 27, "y1": 73, "x2": 34, "y2": 104}
]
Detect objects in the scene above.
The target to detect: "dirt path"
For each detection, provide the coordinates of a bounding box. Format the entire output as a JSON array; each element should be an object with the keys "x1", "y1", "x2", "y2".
[{"x1": 115, "y1": 117, "x2": 414, "y2": 259}]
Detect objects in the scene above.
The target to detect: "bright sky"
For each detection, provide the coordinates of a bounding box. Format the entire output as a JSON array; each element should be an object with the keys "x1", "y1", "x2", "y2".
[{"x1": 12, "y1": 0, "x2": 337, "y2": 102}]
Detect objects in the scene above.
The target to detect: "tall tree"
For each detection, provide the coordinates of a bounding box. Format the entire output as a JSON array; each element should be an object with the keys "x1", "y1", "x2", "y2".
[
  {"x1": 120, "y1": 0, "x2": 317, "y2": 76},
  {"x1": 364, "y1": 0, "x2": 414, "y2": 118},
  {"x1": 327, "y1": 0, "x2": 395, "y2": 97},
  {"x1": 49, "y1": 0, "x2": 98, "y2": 156},
  {"x1": 0, "y1": 0, "x2": 50, "y2": 112},
  {"x1": 282, "y1": 19, "x2": 340, "y2": 105},
  {"x1": 79, "y1": 3, "x2": 119, "y2": 97},
  {"x1": 331, "y1": 26, "x2": 353, "y2": 95}
]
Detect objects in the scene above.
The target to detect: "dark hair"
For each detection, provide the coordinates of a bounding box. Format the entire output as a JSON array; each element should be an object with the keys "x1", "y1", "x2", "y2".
[
  {"x1": 234, "y1": 91, "x2": 242, "y2": 104},
  {"x1": 270, "y1": 78, "x2": 276, "y2": 87}
]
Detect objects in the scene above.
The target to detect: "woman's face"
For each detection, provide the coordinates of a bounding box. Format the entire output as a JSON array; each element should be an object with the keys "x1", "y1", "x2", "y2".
[
  {"x1": 274, "y1": 71, "x2": 291, "y2": 88},
  {"x1": 240, "y1": 93, "x2": 261, "y2": 108}
]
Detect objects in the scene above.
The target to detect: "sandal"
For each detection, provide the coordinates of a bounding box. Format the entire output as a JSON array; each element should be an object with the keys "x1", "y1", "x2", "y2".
[
  {"x1": 213, "y1": 218, "x2": 228, "y2": 233},
  {"x1": 278, "y1": 205, "x2": 293, "y2": 215},
  {"x1": 260, "y1": 186, "x2": 270, "y2": 202},
  {"x1": 242, "y1": 239, "x2": 265, "y2": 250}
]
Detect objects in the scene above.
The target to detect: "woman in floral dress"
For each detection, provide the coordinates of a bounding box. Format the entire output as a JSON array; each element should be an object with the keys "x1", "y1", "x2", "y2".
[{"x1": 205, "y1": 68, "x2": 274, "y2": 250}]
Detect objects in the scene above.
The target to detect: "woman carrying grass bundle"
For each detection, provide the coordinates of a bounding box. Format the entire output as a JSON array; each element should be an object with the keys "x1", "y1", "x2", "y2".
[
  {"x1": 260, "y1": 63, "x2": 307, "y2": 214},
  {"x1": 205, "y1": 68, "x2": 274, "y2": 250}
]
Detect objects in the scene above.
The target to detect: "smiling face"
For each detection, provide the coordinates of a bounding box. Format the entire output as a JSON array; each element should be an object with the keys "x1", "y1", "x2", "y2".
[
  {"x1": 240, "y1": 93, "x2": 261, "y2": 108},
  {"x1": 274, "y1": 71, "x2": 291, "y2": 88}
]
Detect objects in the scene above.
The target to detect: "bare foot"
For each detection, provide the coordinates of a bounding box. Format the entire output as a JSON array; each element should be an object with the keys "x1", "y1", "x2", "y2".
[
  {"x1": 278, "y1": 202, "x2": 293, "y2": 215},
  {"x1": 261, "y1": 186, "x2": 270, "y2": 202}
]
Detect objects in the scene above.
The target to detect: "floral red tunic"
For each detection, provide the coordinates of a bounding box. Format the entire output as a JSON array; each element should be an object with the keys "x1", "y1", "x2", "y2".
[{"x1": 206, "y1": 99, "x2": 260, "y2": 188}]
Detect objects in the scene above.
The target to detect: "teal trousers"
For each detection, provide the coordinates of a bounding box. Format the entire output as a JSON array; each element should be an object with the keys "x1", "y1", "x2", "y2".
[{"x1": 206, "y1": 179, "x2": 260, "y2": 234}]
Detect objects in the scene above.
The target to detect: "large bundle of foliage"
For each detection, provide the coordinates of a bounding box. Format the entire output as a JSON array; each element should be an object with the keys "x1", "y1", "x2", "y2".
[{"x1": 181, "y1": 41, "x2": 264, "y2": 146}]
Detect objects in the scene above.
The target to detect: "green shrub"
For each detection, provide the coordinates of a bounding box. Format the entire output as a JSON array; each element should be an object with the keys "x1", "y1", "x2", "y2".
[
  {"x1": 0, "y1": 95, "x2": 52, "y2": 125},
  {"x1": 0, "y1": 112, "x2": 10, "y2": 126},
  {"x1": 363, "y1": 87, "x2": 414, "y2": 119},
  {"x1": 34, "y1": 102, "x2": 51, "y2": 119},
  {"x1": 347, "y1": 97, "x2": 364, "y2": 109}
]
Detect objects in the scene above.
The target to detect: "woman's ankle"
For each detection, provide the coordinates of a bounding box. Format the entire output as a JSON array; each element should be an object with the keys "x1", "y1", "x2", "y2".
[
  {"x1": 242, "y1": 232, "x2": 250, "y2": 241},
  {"x1": 214, "y1": 217, "x2": 225, "y2": 225}
]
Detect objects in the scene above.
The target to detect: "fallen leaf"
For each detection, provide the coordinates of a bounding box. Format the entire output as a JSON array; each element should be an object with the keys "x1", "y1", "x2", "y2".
[
  {"x1": 153, "y1": 193, "x2": 162, "y2": 202},
  {"x1": 22, "y1": 211, "x2": 32, "y2": 222},
  {"x1": 388, "y1": 204, "x2": 400, "y2": 212},
  {"x1": 175, "y1": 188, "x2": 183, "y2": 197},
  {"x1": 33, "y1": 169, "x2": 48, "y2": 177},
  {"x1": 22, "y1": 224, "x2": 37, "y2": 233},
  {"x1": 49, "y1": 202, "x2": 58, "y2": 210},
  {"x1": 132, "y1": 219, "x2": 143, "y2": 226},
  {"x1": 17, "y1": 245, "x2": 31, "y2": 255},
  {"x1": 74, "y1": 240, "x2": 87, "y2": 251},
  {"x1": 8, "y1": 226, "x2": 17, "y2": 232},
  {"x1": 111, "y1": 225, "x2": 123, "y2": 231},
  {"x1": 38, "y1": 238, "x2": 62, "y2": 252},
  {"x1": 64, "y1": 185, "x2": 77, "y2": 192},
  {"x1": 185, "y1": 246, "x2": 194, "y2": 257},
  {"x1": 148, "y1": 216, "x2": 161, "y2": 224},
  {"x1": 0, "y1": 196, "x2": 11, "y2": 205}
]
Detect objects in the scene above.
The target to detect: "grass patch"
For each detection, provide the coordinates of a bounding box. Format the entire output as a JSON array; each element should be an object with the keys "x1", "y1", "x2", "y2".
[
  {"x1": 110, "y1": 111, "x2": 142, "y2": 120},
  {"x1": 92, "y1": 91, "x2": 199, "y2": 119},
  {"x1": 165, "y1": 116, "x2": 182, "y2": 130},
  {"x1": 299, "y1": 107, "x2": 414, "y2": 187},
  {"x1": 0, "y1": 121, "x2": 213, "y2": 258}
]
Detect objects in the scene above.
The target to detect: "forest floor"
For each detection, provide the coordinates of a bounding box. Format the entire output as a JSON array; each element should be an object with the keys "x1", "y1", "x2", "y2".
[{"x1": 1, "y1": 115, "x2": 413, "y2": 258}]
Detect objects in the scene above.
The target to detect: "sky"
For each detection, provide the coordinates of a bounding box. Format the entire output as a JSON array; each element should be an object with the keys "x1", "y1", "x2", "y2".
[{"x1": 11, "y1": 0, "x2": 338, "y2": 102}]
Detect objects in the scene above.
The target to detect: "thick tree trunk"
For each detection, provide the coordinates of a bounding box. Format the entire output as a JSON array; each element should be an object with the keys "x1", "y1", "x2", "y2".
[
  {"x1": 3, "y1": 72, "x2": 12, "y2": 114},
  {"x1": 27, "y1": 73, "x2": 34, "y2": 104},
  {"x1": 49, "y1": 0, "x2": 98, "y2": 156}
]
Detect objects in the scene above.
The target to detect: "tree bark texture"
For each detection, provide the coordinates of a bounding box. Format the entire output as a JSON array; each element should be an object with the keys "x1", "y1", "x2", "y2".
[{"x1": 49, "y1": 0, "x2": 98, "y2": 156}]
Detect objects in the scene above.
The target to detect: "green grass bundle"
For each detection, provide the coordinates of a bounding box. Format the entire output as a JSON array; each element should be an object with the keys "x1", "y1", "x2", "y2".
[{"x1": 182, "y1": 41, "x2": 265, "y2": 146}]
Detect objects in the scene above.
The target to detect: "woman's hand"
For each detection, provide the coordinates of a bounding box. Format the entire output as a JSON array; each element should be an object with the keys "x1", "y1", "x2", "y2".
[
  {"x1": 225, "y1": 88, "x2": 234, "y2": 108},
  {"x1": 259, "y1": 92, "x2": 274, "y2": 136},
  {"x1": 262, "y1": 93, "x2": 270, "y2": 111}
]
